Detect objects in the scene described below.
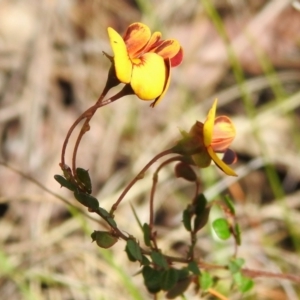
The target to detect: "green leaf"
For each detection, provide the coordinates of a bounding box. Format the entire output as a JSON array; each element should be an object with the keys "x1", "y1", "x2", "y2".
[
  {"x1": 97, "y1": 207, "x2": 117, "y2": 228},
  {"x1": 54, "y1": 175, "x2": 76, "y2": 191},
  {"x1": 141, "y1": 255, "x2": 150, "y2": 266},
  {"x1": 74, "y1": 191, "x2": 99, "y2": 210},
  {"x1": 160, "y1": 268, "x2": 179, "y2": 291},
  {"x1": 76, "y1": 168, "x2": 92, "y2": 194},
  {"x1": 142, "y1": 266, "x2": 161, "y2": 294},
  {"x1": 233, "y1": 272, "x2": 254, "y2": 293},
  {"x1": 130, "y1": 203, "x2": 143, "y2": 229},
  {"x1": 212, "y1": 218, "x2": 231, "y2": 240},
  {"x1": 194, "y1": 194, "x2": 207, "y2": 215},
  {"x1": 91, "y1": 230, "x2": 118, "y2": 248},
  {"x1": 143, "y1": 223, "x2": 151, "y2": 247},
  {"x1": 125, "y1": 239, "x2": 142, "y2": 262},
  {"x1": 235, "y1": 223, "x2": 242, "y2": 245},
  {"x1": 199, "y1": 271, "x2": 213, "y2": 291},
  {"x1": 166, "y1": 277, "x2": 191, "y2": 299},
  {"x1": 188, "y1": 261, "x2": 200, "y2": 275},
  {"x1": 106, "y1": 217, "x2": 117, "y2": 228},
  {"x1": 224, "y1": 195, "x2": 235, "y2": 215},
  {"x1": 177, "y1": 268, "x2": 189, "y2": 280},
  {"x1": 193, "y1": 207, "x2": 210, "y2": 232},
  {"x1": 228, "y1": 258, "x2": 245, "y2": 274},
  {"x1": 98, "y1": 207, "x2": 110, "y2": 218},
  {"x1": 150, "y1": 251, "x2": 169, "y2": 269},
  {"x1": 182, "y1": 207, "x2": 192, "y2": 231}
]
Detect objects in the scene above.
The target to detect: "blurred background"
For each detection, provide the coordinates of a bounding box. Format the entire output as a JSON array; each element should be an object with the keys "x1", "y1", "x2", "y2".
[{"x1": 1, "y1": 0, "x2": 300, "y2": 299}]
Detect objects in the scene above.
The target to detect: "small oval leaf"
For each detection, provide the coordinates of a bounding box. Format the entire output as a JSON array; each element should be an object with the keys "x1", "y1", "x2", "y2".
[
  {"x1": 76, "y1": 168, "x2": 92, "y2": 194},
  {"x1": 212, "y1": 218, "x2": 231, "y2": 240},
  {"x1": 182, "y1": 208, "x2": 192, "y2": 232},
  {"x1": 142, "y1": 266, "x2": 162, "y2": 294},
  {"x1": 151, "y1": 251, "x2": 168, "y2": 269},
  {"x1": 199, "y1": 271, "x2": 213, "y2": 291},
  {"x1": 126, "y1": 239, "x2": 142, "y2": 262},
  {"x1": 193, "y1": 207, "x2": 210, "y2": 232},
  {"x1": 188, "y1": 261, "x2": 200, "y2": 275},
  {"x1": 74, "y1": 191, "x2": 99, "y2": 210},
  {"x1": 143, "y1": 223, "x2": 151, "y2": 247},
  {"x1": 54, "y1": 175, "x2": 76, "y2": 191},
  {"x1": 160, "y1": 268, "x2": 179, "y2": 291},
  {"x1": 91, "y1": 230, "x2": 118, "y2": 248},
  {"x1": 233, "y1": 272, "x2": 254, "y2": 293},
  {"x1": 194, "y1": 193, "x2": 207, "y2": 215},
  {"x1": 228, "y1": 258, "x2": 245, "y2": 274},
  {"x1": 166, "y1": 277, "x2": 191, "y2": 299}
]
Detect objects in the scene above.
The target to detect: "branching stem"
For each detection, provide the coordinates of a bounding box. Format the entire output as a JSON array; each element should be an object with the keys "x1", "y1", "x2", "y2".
[{"x1": 110, "y1": 149, "x2": 174, "y2": 214}]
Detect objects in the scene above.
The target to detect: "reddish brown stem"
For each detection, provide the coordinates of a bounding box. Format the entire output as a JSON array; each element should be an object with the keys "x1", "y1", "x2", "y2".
[
  {"x1": 110, "y1": 149, "x2": 174, "y2": 215},
  {"x1": 60, "y1": 105, "x2": 96, "y2": 169},
  {"x1": 61, "y1": 85, "x2": 132, "y2": 176},
  {"x1": 241, "y1": 268, "x2": 300, "y2": 284},
  {"x1": 149, "y1": 156, "x2": 183, "y2": 249}
]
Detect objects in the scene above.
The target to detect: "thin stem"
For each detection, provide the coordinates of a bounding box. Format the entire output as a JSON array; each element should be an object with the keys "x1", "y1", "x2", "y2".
[
  {"x1": 193, "y1": 180, "x2": 201, "y2": 202},
  {"x1": 149, "y1": 156, "x2": 183, "y2": 249},
  {"x1": 241, "y1": 268, "x2": 300, "y2": 284},
  {"x1": 0, "y1": 161, "x2": 102, "y2": 225},
  {"x1": 61, "y1": 85, "x2": 132, "y2": 176},
  {"x1": 110, "y1": 149, "x2": 174, "y2": 214},
  {"x1": 60, "y1": 105, "x2": 96, "y2": 169},
  {"x1": 207, "y1": 288, "x2": 228, "y2": 300},
  {"x1": 71, "y1": 86, "x2": 133, "y2": 175},
  {"x1": 72, "y1": 117, "x2": 92, "y2": 175},
  {"x1": 60, "y1": 88, "x2": 109, "y2": 168}
]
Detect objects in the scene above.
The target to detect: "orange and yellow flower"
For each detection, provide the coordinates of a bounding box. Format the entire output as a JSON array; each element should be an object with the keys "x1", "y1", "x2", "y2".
[
  {"x1": 107, "y1": 22, "x2": 183, "y2": 106},
  {"x1": 205, "y1": 99, "x2": 237, "y2": 175},
  {"x1": 173, "y1": 99, "x2": 237, "y2": 176}
]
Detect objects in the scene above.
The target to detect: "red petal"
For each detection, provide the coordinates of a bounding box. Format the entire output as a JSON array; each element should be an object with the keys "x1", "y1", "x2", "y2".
[{"x1": 170, "y1": 47, "x2": 183, "y2": 67}]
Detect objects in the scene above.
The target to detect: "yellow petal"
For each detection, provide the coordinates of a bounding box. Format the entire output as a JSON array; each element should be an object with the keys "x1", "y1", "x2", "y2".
[
  {"x1": 150, "y1": 59, "x2": 171, "y2": 107},
  {"x1": 107, "y1": 27, "x2": 132, "y2": 83},
  {"x1": 123, "y1": 22, "x2": 151, "y2": 58},
  {"x1": 203, "y1": 99, "x2": 217, "y2": 147},
  {"x1": 207, "y1": 146, "x2": 237, "y2": 176},
  {"x1": 131, "y1": 53, "x2": 166, "y2": 100}
]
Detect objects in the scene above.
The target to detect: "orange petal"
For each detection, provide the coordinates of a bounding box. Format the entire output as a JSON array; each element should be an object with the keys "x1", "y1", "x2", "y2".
[
  {"x1": 150, "y1": 59, "x2": 171, "y2": 107},
  {"x1": 203, "y1": 99, "x2": 217, "y2": 147},
  {"x1": 152, "y1": 39, "x2": 181, "y2": 60},
  {"x1": 131, "y1": 53, "x2": 166, "y2": 100},
  {"x1": 123, "y1": 22, "x2": 151, "y2": 58},
  {"x1": 212, "y1": 116, "x2": 236, "y2": 152},
  {"x1": 207, "y1": 146, "x2": 237, "y2": 176},
  {"x1": 144, "y1": 31, "x2": 162, "y2": 52},
  {"x1": 107, "y1": 27, "x2": 132, "y2": 83}
]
